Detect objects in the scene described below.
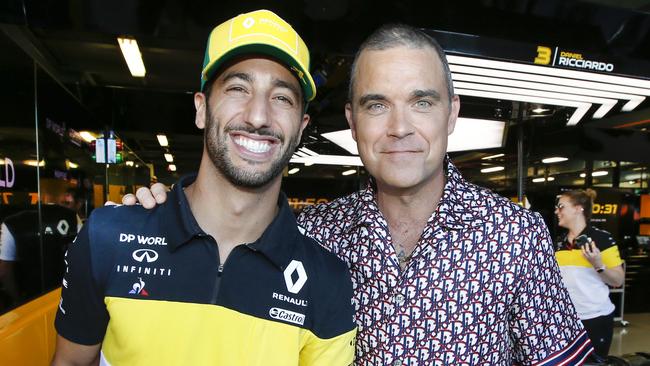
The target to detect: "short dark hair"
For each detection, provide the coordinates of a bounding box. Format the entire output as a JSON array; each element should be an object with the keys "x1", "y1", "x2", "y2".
[
  {"x1": 348, "y1": 23, "x2": 454, "y2": 104},
  {"x1": 562, "y1": 189, "x2": 597, "y2": 222}
]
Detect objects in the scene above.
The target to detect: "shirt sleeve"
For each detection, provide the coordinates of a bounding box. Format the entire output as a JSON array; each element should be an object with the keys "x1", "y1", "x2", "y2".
[
  {"x1": 602, "y1": 245, "x2": 623, "y2": 268},
  {"x1": 509, "y1": 213, "x2": 593, "y2": 366},
  {"x1": 0, "y1": 222, "x2": 17, "y2": 261},
  {"x1": 595, "y1": 231, "x2": 623, "y2": 268},
  {"x1": 54, "y1": 216, "x2": 109, "y2": 345}
]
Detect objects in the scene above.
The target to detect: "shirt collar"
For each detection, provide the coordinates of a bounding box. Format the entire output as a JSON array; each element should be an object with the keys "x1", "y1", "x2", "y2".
[
  {"x1": 348, "y1": 155, "x2": 481, "y2": 231},
  {"x1": 247, "y1": 191, "x2": 300, "y2": 271},
  {"x1": 161, "y1": 174, "x2": 298, "y2": 270},
  {"x1": 162, "y1": 174, "x2": 205, "y2": 252},
  {"x1": 434, "y1": 156, "x2": 483, "y2": 230}
]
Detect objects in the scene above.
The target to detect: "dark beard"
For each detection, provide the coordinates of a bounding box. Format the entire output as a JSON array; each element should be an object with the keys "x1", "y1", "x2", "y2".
[{"x1": 204, "y1": 106, "x2": 300, "y2": 188}]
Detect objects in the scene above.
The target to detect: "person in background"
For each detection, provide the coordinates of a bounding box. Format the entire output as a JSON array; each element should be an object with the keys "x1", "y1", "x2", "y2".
[
  {"x1": 0, "y1": 188, "x2": 82, "y2": 306},
  {"x1": 555, "y1": 188, "x2": 624, "y2": 360},
  {"x1": 52, "y1": 9, "x2": 355, "y2": 366},
  {"x1": 59, "y1": 187, "x2": 86, "y2": 224},
  {"x1": 127, "y1": 23, "x2": 594, "y2": 365}
]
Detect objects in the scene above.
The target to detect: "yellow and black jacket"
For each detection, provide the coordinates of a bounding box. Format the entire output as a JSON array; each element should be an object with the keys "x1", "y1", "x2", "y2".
[
  {"x1": 55, "y1": 175, "x2": 356, "y2": 365},
  {"x1": 555, "y1": 225, "x2": 623, "y2": 320}
]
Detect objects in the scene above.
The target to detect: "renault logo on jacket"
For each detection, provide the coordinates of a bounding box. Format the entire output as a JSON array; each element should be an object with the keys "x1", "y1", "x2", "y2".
[{"x1": 283, "y1": 260, "x2": 307, "y2": 294}]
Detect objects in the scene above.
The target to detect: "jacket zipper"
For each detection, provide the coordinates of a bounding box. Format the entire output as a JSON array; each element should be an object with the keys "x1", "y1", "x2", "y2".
[
  {"x1": 210, "y1": 243, "x2": 240, "y2": 304},
  {"x1": 208, "y1": 235, "x2": 221, "y2": 304}
]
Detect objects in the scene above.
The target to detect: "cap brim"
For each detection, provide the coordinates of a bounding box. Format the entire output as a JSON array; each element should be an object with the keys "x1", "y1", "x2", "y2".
[{"x1": 201, "y1": 43, "x2": 316, "y2": 102}]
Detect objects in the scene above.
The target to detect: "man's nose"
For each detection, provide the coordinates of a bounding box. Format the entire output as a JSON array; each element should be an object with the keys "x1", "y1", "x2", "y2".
[
  {"x1": 242, "y1": 93, "x2": 271, "y2": 129},
  {"x1": 386, "y1": 105, "x2": 414, "y2": 138}
]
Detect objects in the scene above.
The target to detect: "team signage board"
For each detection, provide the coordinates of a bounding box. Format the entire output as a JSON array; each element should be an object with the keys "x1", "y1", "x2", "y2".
[{"x1": 427, "y1": 30, "x2": 650, "y2": 79}]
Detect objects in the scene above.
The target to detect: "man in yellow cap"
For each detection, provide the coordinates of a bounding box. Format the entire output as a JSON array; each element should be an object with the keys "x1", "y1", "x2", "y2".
[{"x1": 51, "y1": 10, "x2": 356, "y2": 366}]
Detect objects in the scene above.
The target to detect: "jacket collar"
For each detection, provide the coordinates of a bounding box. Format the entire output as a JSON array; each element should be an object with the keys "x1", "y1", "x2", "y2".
[{"x1": 161, "y1": 174, "x2": 299, "y2": 270}]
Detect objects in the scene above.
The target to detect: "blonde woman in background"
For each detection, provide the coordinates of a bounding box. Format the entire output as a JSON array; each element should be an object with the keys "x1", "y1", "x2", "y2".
[{"x1": 555, "y1": 189, "x2": 625, "y2": 360}]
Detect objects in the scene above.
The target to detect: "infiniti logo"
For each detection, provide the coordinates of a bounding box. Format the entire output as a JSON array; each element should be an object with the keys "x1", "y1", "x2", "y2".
[{"x1": 132, "y1": 249, "x2": 159, "y2": 263}]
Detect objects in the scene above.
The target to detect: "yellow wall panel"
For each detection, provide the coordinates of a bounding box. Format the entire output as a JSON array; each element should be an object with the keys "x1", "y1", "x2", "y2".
[{"x1": 0, "y1": 288, "x2": 61, "y2": 365}]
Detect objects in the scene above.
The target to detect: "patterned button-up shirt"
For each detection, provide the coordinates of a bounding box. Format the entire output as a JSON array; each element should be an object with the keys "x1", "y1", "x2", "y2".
[{"x1": 298, "y1": 159, "x2": 593, "y2": 365}]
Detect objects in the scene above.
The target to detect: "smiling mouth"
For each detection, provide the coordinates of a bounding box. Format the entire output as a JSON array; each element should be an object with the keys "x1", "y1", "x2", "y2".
[{"x1": 233, "y1": 135, "x2": 274, "y2": 154}]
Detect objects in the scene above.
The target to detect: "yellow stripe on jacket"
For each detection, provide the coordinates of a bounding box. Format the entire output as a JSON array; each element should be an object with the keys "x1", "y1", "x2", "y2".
[
  {"x1": 555, "y1": 246, "x2": 623, "y2": 268},
  {"x1": 102, "y1": 297, "x2": 356, "y2": 366}
]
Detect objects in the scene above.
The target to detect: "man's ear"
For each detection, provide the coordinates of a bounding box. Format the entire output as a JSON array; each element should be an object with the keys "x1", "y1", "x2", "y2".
[
  {"x1": 194, "y1": 92, "x2": 207, "y2": 129},
  {"x1": 447, "y1": 95, "x2": 460, "y2": 136},
  {"x1": 296, "y1": 113, "x2": 311, "y2": 142},
  {"x1": 344, "y1": 102, "x2": 357, "y2": 141}
]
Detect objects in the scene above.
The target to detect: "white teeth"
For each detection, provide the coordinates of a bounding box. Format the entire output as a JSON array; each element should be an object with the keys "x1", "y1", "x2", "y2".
[{"x1": 234, "y1": 136, "x2": 271, "y2": 153}]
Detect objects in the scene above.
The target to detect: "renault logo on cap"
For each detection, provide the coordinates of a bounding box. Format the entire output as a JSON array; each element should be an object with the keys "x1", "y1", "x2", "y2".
[
  {"x1": 243, "y1": 17, "x2": 255, "y2": 29},
  {"x1": 132, "y1": 249, "x2": 159, "y2": 263},
  {"x1": 283, "y1": 260, "x2": 307, "y2": 294}
]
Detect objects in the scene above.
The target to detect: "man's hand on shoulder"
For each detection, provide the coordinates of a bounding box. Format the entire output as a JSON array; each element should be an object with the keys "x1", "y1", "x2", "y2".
[{"x1": 120, "y1": 183, "x2": 169, "y2": 209}]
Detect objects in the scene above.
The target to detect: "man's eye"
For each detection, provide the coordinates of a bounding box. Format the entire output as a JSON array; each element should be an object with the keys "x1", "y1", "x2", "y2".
[
  {"x1": 227, "y1": 86, "x2": 247, "y2": 93},
  {"x1": 367, "y1": 103, "x2": 387, "y2": 112},
  {"x1": 414, "y1": 100, "x2": 432, "y2": 108},
  {"x1": 275, "y1": 95, "x2": 294, "y2": 106}
]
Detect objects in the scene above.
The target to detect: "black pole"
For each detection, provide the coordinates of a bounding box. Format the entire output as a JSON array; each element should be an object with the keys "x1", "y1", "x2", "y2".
[
  {"x1": 103, "y1": 127, "x2": 109, "y2": 203},
  {"x1": 585, "y1": 159, "x2": 593, "y2": 187},
  {"x1": 34, "y1": 62, "x2": 45, "y2": 293},
  {"x1": 517, "y1": 117, "x2": 525, "y2": 204},
  {"x1": 612, "y1": 161, "x2": 620, "y2": 188}
]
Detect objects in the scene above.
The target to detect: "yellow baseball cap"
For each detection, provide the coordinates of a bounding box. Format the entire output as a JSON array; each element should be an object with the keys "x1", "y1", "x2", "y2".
[{"x1": 200, "y1": 9, "x2": 316, "y2": 102}]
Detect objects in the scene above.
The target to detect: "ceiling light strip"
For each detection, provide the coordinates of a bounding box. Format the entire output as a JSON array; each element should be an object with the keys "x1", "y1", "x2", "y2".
[
  {"x1": 542, "y1": 157, "x2": 568, "y2": 163},
  {"x1": 298, "y1": 147, "x2": 319, "y2": 156},
  {"x1": 447, "y1": 55, "x2": 650, "y2": 89},
  {"x1": 452, "y1": 73, "x2": 645, "y2": 106},
  {"x1": 117, "y1": 37, "x2": 146, "y2": 77},
  {"x1": 481, "y1": 153, "x2": 504, "y2": 160},
  {"x1": 621, "y1": 98, "x2": 645, "y2": 112},
  {"x1": 156, "y1": 134, "x2": 168, "y2": 147},
  {"x1": 290, "y1": 155, "x2": 364, "y2": 166},
  {"x1": 481, "y1": 166, "x2": 505, "y2": 173},
  {"x1": 450, "y1": 64, "x2": 650, "y2": 97},
  {"x1": 321, "y1": 131, "x2": 359, "y2": 155},
  {"x1": 453, "y1": 81, "x2": 615, "y2": 118},
  {"x1": 454, "y1": 88, "x2": 590, "y2": 125},
  {"x1": 446, "y1": 118, "x2": 505, "y2": 151}
]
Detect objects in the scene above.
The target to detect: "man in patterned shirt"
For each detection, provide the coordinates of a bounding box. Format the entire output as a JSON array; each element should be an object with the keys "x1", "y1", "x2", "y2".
[{"x1": 130, "y1": 24, "x2": 594, "y2": 365}]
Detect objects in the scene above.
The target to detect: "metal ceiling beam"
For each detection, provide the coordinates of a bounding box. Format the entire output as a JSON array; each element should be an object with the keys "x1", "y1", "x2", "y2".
[{"x1": 0, "y1": 23, "x2": 82, "y2": 103}]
